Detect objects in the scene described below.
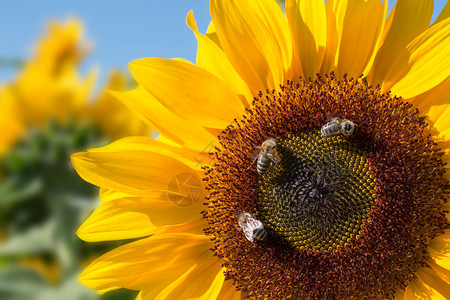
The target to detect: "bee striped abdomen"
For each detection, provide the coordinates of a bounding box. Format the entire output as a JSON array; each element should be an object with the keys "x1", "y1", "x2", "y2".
[
  {"x1": 321, "y1": 117, "x2": 359, "y2": 137},
  {"x1": 257, "y1": 155, "x2": 271, "y2": 175},
  {"x1": 253, "y1": 227, "x2": 268, "y2": 241},
  {"x1": 320, "y1": 121, "x2": 341, "y2": 136}
]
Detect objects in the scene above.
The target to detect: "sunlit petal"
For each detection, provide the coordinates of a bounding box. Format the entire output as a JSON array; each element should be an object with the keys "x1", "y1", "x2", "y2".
[
  {"x1": 129, "y1": 58, "x2": 243, "y2": 128},
  {"x1": 210, "y1": 0, "x2": 292, "y2": 91}
]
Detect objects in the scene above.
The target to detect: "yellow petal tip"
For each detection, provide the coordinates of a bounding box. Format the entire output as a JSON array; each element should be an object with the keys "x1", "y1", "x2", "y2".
[{"x1": 186, "y1": 10, "x2": 198, "y2": 32}]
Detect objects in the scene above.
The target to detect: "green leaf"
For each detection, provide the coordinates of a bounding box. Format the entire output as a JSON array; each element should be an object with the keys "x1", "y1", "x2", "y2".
[
  {"x1": 36, "y1": 274, "x2": 98, "y2": 300},
  {"x1": 0, "y1": 268, "x2": 102, "y2": 300},
  {"x1": 0, "y1": 220, "x2": 54, "y2": 256},
  {"x1": 0, "y1": 177, "x2": 42, "y2": 207},
  {"x1": 101, "y1": 289, "x2": 139, "y2": 300},
  {"x1": 0, "y1": 266, "x2": 47, "y2": 300}
]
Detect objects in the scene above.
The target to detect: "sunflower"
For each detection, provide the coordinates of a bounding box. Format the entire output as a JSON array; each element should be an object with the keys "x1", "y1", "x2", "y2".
[
  {"x1": 0, "y1": 19, "x2": 150, "y2": 299},
  {"x1": 72, "y1": 0, "x2": 450, "y2": 299}
]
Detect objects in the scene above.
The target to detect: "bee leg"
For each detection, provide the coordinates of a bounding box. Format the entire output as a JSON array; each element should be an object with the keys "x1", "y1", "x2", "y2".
[{"x1": 247, "y1": 156, "x2": 258, "y2": 170}]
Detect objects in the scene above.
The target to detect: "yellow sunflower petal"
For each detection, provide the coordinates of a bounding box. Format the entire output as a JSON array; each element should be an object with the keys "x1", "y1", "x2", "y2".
[
  {"x1": 98, "y1": 190, "x2": 208, "y2": 232},
  {"x1": 285, "y1": 0, "x2": 327, "y2": 79},
  {"x1": 403, "y1": 284, "x2": 415, "y2": 300},
  {"x1": 319, "y1": 0, "x2": 343, "y2": 74},
  {"x1": 321, "y1": 0, "x2": 386, "y2": 76},
  {"x1": 99, "y1": 188, "x2": 129, "y2": 202},
  {"x1": 152, "y1": 258, "x2": 224, "y2": 300},
  {"x1": 429, "y1": 230, "x2": 450, "y2": 271},
  {"x1": 97, "y1": 287, "x2": 121, "y2": 295},
  {"x1": 416, "y1": 267, "x2": 450, "y2": 299},
  {"x1": 217, "y1": 278, "x2": 241, "y2": 300},
  {"x1": 88, "y1": 136, "x2": 208, "y2": 171},
  {"x1": 210, "y1": 0, "x2": 292, "y2": 91},
  {"x1": 382, "y1": 18, "x2": 450, "y2": 99},
  {"x1": 427, "y1": 103, "x2": 450, "y2": 142},
  {"x1": 77, "y1": 191, "x2": 205, "y2": 242},
  {"x1": 406, "y1": 276, "x2": 448, "y2": 300},
  {"x1": 428, "y1": 258, "x2": 450, "y2": 283},
  {"x1": 171, "y1": 58, "x2": 194, "y2": 65},
  {"x1": 393, "y1": 287, "x2": 405, "y2": 300},
  {"x1": 161, "y1": 218, "x2": 209, "y2": 235},
  {"x1": 79, "y1": 233, "x2": 212, "y2": 291},
  {"x1": 335, "y1": 0, "x2": 387, "y2": 78},
  {"x1": 71, "y1": 148, "x2": 203, "y2": 196},
  {"x1": 433, "y1": 1, "x2": 450, "y2": 26},
  {"x1": 410, "y1": 77, "x2": 450, "y2": 116},
  {"x1": 129, "y1": 58, "x2": 243, "y2": 129},
  {"x1": 186, "y1": 11, "x2": 253, "y2": 106},
  {"x1": 368, "y1": 0, "x2": 433, "y2": 86},
  {"x1": 109, "y1": 88, "x2": 216, "y2": 152},
  {"x1": 206, "y1": 21, "x2": 221, "y2": 48},
  {"x1": 135, "y1": 292, "x2": 142, "y2": 300},
  {"x1": 77, "y1": 196, "x2": 160, "y2": 242}
]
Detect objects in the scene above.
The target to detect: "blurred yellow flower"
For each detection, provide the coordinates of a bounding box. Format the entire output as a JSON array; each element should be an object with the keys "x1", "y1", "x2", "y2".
[
  {"x1": 0, "y1": 19, "x2": 151, "y2": 157},
  {"x1": 72, "y1": 0, "x2": 450, "y2": 299},
  {"x1": 14, "y1": 19, "x2": 91, "y2": 126},
  {"x1": 0, "y1": 87, "x2": 23, "y2": 157},
  {"x1": 0, "y1": 18, "x2": 150, "y2": 300}
]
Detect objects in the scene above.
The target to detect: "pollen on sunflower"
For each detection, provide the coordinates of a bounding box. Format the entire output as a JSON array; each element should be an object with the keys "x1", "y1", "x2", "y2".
[{"x1": 203, "y1": 74, "x2": 449, "y2": 299}]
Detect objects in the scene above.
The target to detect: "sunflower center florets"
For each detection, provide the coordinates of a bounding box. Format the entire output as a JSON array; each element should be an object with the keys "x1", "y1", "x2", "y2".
[
  {"x1": 204, "y1": 74, "x2": 449, "y2": 299},
  {"x1": 258, "y1": 131, "x2": 376, "y2": 251}
]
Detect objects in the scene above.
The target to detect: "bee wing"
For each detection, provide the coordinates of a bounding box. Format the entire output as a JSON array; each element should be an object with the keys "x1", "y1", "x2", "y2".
[
  {"x1": 247, "y1": 148, "x2": 261, "y2": 170},
  {"x1": 269, "y1": 150, "x2": 281, "y2": 163},
  {"x1": 242, "y1": 226, "x2": 255, "y2": 242},
  {"x1": 251, "y1": 148, "x2": 261, "y2": 160},
  {"x1": 251, "y1": 148, "x2": 261, "y2": 162},
  {"x1": 325, "y1": 112, "x2": 339, "y2": 121}
]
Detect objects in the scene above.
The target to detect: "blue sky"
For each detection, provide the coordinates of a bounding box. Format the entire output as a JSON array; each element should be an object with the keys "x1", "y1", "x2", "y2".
[
  {"x1": 0, "y1": 0, "x2": 447, "y2": 88},
  {"x1": 0, "y1": 0, "x2": 211, "y2": 85}
]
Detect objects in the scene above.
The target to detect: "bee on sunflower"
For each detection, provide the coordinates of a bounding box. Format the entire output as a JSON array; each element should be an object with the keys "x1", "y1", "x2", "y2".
[{"x1": 72, "y1": 0, "x2": 450, "y2": 299}]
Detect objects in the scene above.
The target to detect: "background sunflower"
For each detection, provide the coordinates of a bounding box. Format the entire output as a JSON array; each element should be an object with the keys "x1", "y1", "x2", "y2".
[{"x1": 0, "y1": 19, "x2": 151, "y2": 300}]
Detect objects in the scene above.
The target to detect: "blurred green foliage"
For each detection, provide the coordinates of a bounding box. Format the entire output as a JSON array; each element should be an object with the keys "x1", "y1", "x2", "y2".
[{"x1": 0, "y1": 119, "x2": 137, "y2": 300}]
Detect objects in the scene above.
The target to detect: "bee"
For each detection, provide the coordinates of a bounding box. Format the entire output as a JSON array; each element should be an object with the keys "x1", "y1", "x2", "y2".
[
  {"x1": 320, "y1": 115, "x2": 358, "y2": 137},
  {"x1": 250, "y1": 138, "x2": 281, "y2": 175},
  {"x1": 237, "y1": 212, "x2": 268, "y2": 242}
]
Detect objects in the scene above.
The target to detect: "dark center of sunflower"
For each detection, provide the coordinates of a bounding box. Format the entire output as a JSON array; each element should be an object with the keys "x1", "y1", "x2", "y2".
[
  {"x1": 204, "y1": 74, "x2": 449, "y2": 299},
  {"x1": 258, "y1": 131, "x2": 376, "y2": 251}
]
